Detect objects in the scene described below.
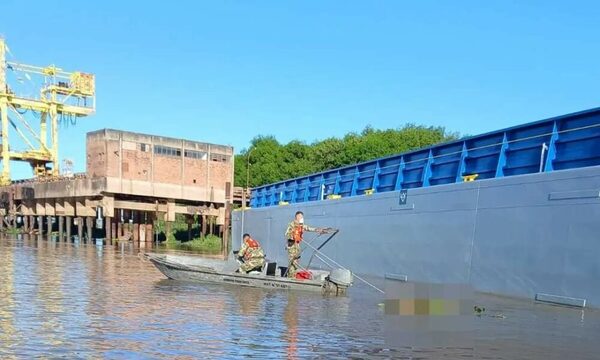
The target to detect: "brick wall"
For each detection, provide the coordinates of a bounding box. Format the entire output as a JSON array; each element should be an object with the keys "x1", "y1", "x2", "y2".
[
  {"x1": 154, "y1": 156, "x2": 181, "y2": 183},
  {"x1": 183, "y1": 158, "x2": 207, "y2": 186},
  {"x1": 86, "y1": 135, "x2": 106, "y2": 177},
  {"x1": 86, "y1": 129, "x2": 234, "y2": 202},
  {"x1": 105, "y1": 139, "x2": 120, "y2": 177}
]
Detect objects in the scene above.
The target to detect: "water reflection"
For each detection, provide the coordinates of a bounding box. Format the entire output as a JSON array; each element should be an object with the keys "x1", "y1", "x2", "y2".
[
  {"x1": 284, "y1": 294, "x2": 299, "y2": 360},
  {"x1": 0, "y1": 236, "x2": 599, "y2": 359},
  {"x1": 0, "y1": 237, "x2": 16, "y2": 359},
  {"x1": 35, "y1": 235, "x2": 65, "y2": 348}
]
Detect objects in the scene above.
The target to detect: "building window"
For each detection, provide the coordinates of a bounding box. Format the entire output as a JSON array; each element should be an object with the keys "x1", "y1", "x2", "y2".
[
  {"x1": 210, "y1": 153, "x2": 230, "y2": 162},
  {"x1": 184, "y1": 149, "x2": 208, "y2": 160},
  {"x1": 140, "y1": 143, "x2": 150, "y2": 152},
  {"x1": 154, "y1": 145, "x2": 181, "y2": 157}
]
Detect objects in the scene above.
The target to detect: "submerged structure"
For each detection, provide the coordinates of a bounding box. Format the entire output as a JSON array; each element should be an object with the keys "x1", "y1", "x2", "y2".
[{"x1": 233, "y1": 107, "x2": 600, "y2": 307}]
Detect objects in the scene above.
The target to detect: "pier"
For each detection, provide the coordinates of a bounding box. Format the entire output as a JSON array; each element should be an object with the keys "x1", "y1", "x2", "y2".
[{"x1": 0, "y1": 129, "x2": 234, "y2": 252}]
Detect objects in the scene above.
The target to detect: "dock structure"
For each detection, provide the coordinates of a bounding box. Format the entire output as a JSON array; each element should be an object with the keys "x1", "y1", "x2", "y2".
[{"x1": 0, "y1": 129, "x2": 234, "y2": 249}]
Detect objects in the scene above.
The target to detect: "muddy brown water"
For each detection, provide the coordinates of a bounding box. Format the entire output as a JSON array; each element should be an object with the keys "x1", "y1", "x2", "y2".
[{"x1": 0, "y1": 235, "x2": 598, "y2": 359}]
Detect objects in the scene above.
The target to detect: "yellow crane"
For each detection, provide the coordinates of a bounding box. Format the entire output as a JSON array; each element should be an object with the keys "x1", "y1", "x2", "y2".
[{"x1": 0, "y1": 38, "x2": 95, "y2": 185}]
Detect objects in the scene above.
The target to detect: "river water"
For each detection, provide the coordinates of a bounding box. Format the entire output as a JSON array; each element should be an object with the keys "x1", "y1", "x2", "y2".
[{"x1": 0, "y1": 235, "x2": 598, "y2": 359}]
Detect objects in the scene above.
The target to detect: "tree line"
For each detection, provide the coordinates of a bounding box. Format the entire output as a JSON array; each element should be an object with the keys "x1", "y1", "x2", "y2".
[{"x1": 234, "y1": 124, "x2": 460, "y2": 188}]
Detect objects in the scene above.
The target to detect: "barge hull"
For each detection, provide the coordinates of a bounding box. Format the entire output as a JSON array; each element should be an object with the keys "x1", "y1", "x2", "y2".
[{"x1": 233, "y1": 165, "x2": 600, "y2": 307}]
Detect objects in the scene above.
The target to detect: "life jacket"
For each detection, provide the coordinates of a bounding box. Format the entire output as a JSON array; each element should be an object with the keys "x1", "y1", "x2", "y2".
[
  {"x1": 245, "y1": 237, "x2": 260, "y2": 249},
  {"x1": 243, "y1": 237, "x2": 261, "y2": 260},
  {"x1": 292, "y1": 224, "x2": 303, "y2": 243}
]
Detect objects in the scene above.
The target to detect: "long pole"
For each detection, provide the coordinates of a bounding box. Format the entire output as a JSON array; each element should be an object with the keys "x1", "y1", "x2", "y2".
[{"x1": 302, "y1": 240, "x2": 385, "y2": 294}]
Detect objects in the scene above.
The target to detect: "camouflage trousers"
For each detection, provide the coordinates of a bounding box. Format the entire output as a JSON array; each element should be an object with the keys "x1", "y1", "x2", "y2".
[
  {"x1": 287, "y1": 242, "x2": 301, "y2": 278},
  {"x1": 239, "y1": 257, "x2": 265, "y2": 273}
]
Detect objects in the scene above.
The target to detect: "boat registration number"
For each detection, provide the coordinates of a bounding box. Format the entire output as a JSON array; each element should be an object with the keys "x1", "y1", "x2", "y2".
[{"x1": 264, "y1": 282, "x2": 289, "y2": 289}]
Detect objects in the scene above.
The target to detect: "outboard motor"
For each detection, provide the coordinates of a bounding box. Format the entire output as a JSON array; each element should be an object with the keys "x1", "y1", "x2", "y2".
[{"x1": 323, "y1": 268, "x2": 353, "y2": 295}]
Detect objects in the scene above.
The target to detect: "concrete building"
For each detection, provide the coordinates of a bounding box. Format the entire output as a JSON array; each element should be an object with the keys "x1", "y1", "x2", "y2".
[
  {"x1": 0, "y1": 129, "x2": 234, "y2": 248},
  {"x1": 86, "y1": 129, "x2": 234, "y2": 204}
]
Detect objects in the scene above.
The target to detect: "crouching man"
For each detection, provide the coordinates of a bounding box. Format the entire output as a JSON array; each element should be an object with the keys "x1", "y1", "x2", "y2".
[{"x1": 237, "y1": 233, "x2": 266, "y2": 273}]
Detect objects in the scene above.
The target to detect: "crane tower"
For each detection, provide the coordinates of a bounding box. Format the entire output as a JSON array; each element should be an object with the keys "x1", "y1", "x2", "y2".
[{"x1": 0, "y1": 38, "x2": 95, "y2": 185}]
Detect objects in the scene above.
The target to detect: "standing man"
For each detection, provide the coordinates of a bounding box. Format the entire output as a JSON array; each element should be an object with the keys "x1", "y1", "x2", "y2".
[
  {"x1": 284, "y1": 211, "x2": 325, "y2": 278},
  {"x1": 237, "y1": 233, "x2": 266, "y2": 273}
]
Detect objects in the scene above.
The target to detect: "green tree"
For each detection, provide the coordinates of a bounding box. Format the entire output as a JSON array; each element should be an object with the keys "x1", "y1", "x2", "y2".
[{"x1": 234, "y1": 124, "x2": 459, "y2": 188}]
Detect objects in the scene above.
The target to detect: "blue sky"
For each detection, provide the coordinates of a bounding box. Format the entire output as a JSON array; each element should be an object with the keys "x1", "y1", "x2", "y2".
[{"x1": 2, "y1": 1, "x2": 600, "y2": 178}]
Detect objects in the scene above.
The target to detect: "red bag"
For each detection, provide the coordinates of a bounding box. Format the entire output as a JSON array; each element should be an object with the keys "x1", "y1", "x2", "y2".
[{"x1": 295, "y1": 270, "x2": 312, "y2": 280}]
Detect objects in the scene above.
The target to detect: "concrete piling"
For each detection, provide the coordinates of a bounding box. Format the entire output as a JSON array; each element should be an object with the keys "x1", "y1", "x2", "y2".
[
  {"x1": 37, "y1": 216, "x2": 43, "y2": 235},
  {"x1": 47, "y1": 216, "x2": 52, "y2": 241},
  {"x1": 111, "y1": 217, "x2": 116, "y2": 240},
  {"x1": 146, "y1": 223, "x2": 153, "y2": 243},
  {"x1": 65, "y1": 216, "x2": 71, "y2": 241},
  {"x1": 133, "y1": 223, "x2": 139, "y2": 242},
  {"x1": 105, "y1": 216, "x2": 112, "y2": 245},
  {"x1": 77, "y1": 217, "x2": 83, "y2": 242},
  {"x1": 139, "y1": 223, "x2": 146, "y2": 242},
  {"x1": 58, "y1": 216, "x2": 64, "y2": 241},
  {"x1": 86, "y1": 217, "x2": 93, "y2": 242}
]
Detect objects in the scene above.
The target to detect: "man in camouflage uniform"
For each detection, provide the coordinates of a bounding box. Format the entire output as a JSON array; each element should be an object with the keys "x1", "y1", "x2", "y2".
[
  {"x1": 285, "y1": 211, "x2": 324, "y2": 278},
  {"x1": 237, "y1": 233, "x2": 266, "y2": 273}
]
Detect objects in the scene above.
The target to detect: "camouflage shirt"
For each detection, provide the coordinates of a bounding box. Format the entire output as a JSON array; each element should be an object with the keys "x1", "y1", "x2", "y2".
[
  {"x1": 285, "y1": 220, "x2": 316, "y2": 241},
  {"x1": 239, "y1": 239, "x2": 265, "y2": 260}
]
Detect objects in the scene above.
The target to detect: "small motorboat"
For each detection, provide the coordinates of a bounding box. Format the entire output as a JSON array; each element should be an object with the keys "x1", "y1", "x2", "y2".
[
  {"x1": 144, "y1": 230, "x2": 353, "y2": 295},
  {"x1": 144, "y1": 252, "x2": 353, "y2": 295}
]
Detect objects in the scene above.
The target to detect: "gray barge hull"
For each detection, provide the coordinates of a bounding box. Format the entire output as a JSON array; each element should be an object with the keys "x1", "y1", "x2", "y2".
[{"x1": 233, "y1": 165, "x2": 600, "y2": 307}]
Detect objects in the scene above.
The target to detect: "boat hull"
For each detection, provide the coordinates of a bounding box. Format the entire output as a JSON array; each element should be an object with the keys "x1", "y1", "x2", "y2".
[
  {"x1": 147, "y1": 254, "x2": 333, "y2": 293},
  {"x1": 233, "y1": 165, "x2": 600, "y2": 307}
]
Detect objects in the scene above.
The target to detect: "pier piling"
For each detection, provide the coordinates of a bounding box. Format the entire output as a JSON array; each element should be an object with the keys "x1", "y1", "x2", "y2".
[
  {"x1": 106, "y1": 216, "x2": 112, "y2": 245},
  {"x1": 77, "y1": 217, "x2": 83, "y2": 242},
  {"x1": 139, "y1": 222, "x2": 146, "y2": 242},
  {"x1": 86, "y1": 217, "x2": 93, "y2": 242},
  {"x1": 111, "y1": 217, "x2": 116, "y2": 240},
  {"x1": 47, "y1": 216, "x2": 52, "y2": 241},
  {"x1": 146, "y1": 223, "x2": 153, "y2": 243},
  {"x1": 117, "y1": 222, "x2": 123, "y2": 240},
  {"x1": 66, "y1": 216, "x2": 71, "y2": 241},
  {"x1": 133, "y1": 223, "x2": 139, "y2": 242},
  {"x1": 58, "y1": 216, "x2": 64, "y2": 241}
]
